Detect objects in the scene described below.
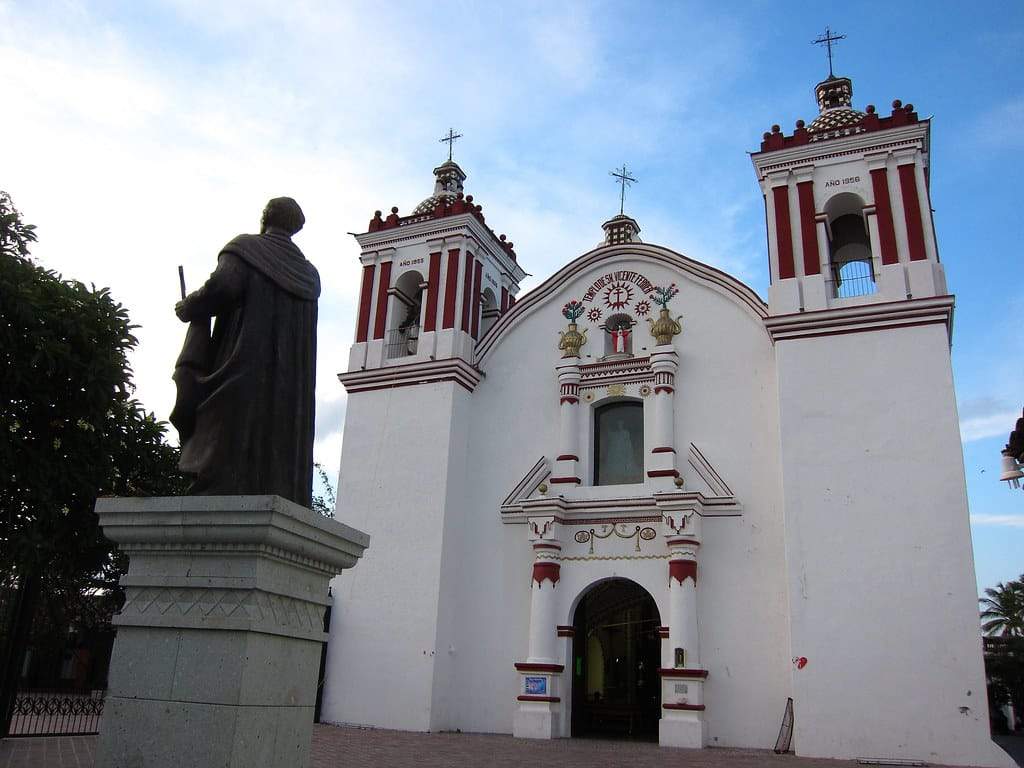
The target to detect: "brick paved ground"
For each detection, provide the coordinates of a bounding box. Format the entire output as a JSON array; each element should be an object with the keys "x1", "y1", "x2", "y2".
[{"x1": 2, "y1": 726, "x2": 1019, "y2": 768}]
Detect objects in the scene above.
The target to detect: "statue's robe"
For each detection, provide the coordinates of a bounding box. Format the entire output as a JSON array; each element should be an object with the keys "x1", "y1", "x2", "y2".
[{"x1": 170, "y1": 232, "x2": 320, "y2": 507}]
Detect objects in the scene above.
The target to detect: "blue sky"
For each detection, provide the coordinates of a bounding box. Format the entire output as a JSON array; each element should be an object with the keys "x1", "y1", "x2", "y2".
[{"x1": 1, "y1": 1, "x2": 1020, "y2": 592}]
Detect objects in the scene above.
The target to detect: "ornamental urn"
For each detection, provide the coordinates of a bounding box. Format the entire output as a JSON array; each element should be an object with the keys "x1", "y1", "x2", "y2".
[
  {"x1": 648, "y1": 308, "x2": 682, "y2": 346},
  {"x1": 558, "y1": 322, "x2": 587, "y2": 358}
]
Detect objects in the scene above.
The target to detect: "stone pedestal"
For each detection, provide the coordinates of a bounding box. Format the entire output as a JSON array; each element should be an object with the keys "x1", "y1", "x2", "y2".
[{"x1": 93, "y1": 495, "x2": 369, "y2": 768}]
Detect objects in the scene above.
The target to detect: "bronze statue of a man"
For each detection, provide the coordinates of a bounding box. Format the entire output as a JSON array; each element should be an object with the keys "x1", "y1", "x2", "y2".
[{"x1": 170, "y1": 197, "x2": 320, "y2": 507}]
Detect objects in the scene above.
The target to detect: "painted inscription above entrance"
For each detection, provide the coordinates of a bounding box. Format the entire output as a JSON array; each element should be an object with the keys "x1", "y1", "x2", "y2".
[{"x1": 581, "y1": 271, "x2": 655, "y2": 303}]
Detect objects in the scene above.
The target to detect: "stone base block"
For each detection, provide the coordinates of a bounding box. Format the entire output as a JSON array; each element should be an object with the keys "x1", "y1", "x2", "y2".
[
  {"x1": 513, "y1": 705, "x2": 561, "y2": 739},
  {"x1": 97, "y1": 696, "x2": 312, "y2": 768},
  {"x1": 659, "y1": 710, "x2": 706, "y2": 748}
]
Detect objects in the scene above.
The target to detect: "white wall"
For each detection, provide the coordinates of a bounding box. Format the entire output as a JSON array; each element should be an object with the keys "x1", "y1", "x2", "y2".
[{"x1": 775, "y1": 323, "x2": 1010, "y2": 767}]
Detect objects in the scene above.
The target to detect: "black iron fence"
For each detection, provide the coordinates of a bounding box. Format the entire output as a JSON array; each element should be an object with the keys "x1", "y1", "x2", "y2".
[
  {"x1": 829, "y1": 259, "x2": 876, "y2": 299},
  {"x1": 7, "y1": 688, "x2": 105, "y2": 736},
  {"x1": 385, "y1": 324, "x2": 419, "y2": 359},
  {"x1": 1, "y1": 577, "x2": 115, "y2": 737}
]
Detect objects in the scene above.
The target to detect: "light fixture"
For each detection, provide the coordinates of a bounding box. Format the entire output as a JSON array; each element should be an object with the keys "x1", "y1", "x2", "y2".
[{"x1": 999, "y1": 451, "x2": 1023, "y2": 489}]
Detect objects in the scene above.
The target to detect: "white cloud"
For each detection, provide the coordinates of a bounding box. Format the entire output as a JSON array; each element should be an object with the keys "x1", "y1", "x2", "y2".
[
  {"x1": 970, "y1": 514, "x2": 1024, "y2": 528},
  {"x1": 958, "y1": 396, "x2": 1019, "y2": 443}
]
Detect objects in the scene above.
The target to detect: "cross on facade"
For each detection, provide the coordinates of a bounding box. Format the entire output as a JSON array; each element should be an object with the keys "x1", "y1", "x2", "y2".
[
  {"x1": 812, "y1": 27, "x2": 846, "y2": 77},
  {"x1": 609, "y1": 164, "x2": 637, "y2": 216},
  {"x1": 439, "y1": 128, "x2": 463, "y2": 162}
]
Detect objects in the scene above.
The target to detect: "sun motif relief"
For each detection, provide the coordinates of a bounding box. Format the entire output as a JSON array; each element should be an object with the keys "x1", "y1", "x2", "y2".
[
  {"x1": 634, "y1": 299, "x2": 651, "y2": 317},
  {"x1": 586, "y1": 307, "x2": 603, "y2": 323},
  {"x1": 603, "y1": 282, "x2": 634, "y2": 310}
]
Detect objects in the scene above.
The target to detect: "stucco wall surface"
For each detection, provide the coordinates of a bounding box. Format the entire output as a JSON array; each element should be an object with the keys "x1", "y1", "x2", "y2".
[{"x1": 775, "y1": 323, "x2": 1010, "y2": 768}]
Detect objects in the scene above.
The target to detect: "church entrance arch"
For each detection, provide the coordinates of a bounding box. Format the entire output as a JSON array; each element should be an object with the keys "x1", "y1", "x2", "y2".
[{"x1": 570, "y1": 578, "x2": 661, "y2": 741}]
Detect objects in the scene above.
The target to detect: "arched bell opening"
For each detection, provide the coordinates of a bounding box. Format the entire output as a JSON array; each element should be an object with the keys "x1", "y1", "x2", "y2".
[
  {"x1": 386, "y1": 270, "x2": 425, "y2": 358},
  {"x1": 570, "y1": 577, "x2": 661, "y2": 741},
  {"x1": 824, "y1": 193, "x2": 876, "y2": 298},
  {"x1": 480, "y1": 286, "x2": 499, "y2": 336}
]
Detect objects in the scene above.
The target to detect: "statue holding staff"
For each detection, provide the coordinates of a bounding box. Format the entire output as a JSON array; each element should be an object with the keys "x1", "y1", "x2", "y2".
[{"x1": 169, "y1": 197, "x2": 320, "y2": 507}]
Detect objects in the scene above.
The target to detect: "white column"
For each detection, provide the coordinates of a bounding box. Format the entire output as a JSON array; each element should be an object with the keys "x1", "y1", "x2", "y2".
[{"x1": 648, "y1": 348, "x2": 679, "y2": 489}]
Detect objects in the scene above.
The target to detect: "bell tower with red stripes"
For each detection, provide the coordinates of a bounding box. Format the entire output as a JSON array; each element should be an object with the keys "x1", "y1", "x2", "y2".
[
  {"x1": 753, "y1": 74, "x2": 942, "y2": 314},
  {"x1": 751, "y1": 64, "x2": 1000, "y2": 765},
  {"x1": 345, "y1": 159, "x2": 526, "y2": 385}
]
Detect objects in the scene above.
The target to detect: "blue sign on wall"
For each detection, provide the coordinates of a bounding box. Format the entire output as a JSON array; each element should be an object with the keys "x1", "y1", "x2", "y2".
[{"x1": 524, "y1": 676, "x2": 547, "y2": 696}]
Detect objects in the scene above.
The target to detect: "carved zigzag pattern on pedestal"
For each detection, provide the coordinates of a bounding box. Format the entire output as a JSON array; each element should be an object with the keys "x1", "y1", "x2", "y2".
[{"x1": 120, "y1": 587, "x2": 323, "y2": 632}]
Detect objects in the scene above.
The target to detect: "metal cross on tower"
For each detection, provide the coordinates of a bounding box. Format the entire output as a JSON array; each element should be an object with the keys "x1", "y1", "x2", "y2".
[
  {"x1": 609, "y1": 164, "x2": 637, "y2": 216},
  {"x1": 439, "y1": 128, "x2": 463, "y2": 162},
  {"x1": 812, "y1": 27, "x2": 846, "y2": 78}
]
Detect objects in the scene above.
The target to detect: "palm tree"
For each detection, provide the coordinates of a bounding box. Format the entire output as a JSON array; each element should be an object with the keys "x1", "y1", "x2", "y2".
[{"x1": 980, "y1": 576, "x2": 1024, "y2": 637}]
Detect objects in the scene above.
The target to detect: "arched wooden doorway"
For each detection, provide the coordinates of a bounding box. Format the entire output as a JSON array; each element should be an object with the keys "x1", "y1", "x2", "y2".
[{"x1": 571, "y1": 578, "x2": 661, "y2": 740}]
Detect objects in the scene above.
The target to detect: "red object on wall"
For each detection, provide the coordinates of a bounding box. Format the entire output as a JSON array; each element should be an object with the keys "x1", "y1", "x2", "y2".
[
  {"x1": 796, "y1": 181, "x2": 820, "y2": 275},
  {"x1": 460, "y1": 252, "x2": 474, "y2": 333},
  {"x1": 869, "y1": 168, "x2": 900, "y2": 265},
  {"x1": 898, "y1": 163, "x2": 927, "y2": 261},
  {"x1": 423, "y1": 251, "x2": 442, "y2": 332},
  {"x1": 356, "y1": 264, "x2": 375, "y2": 343},
  {"x1": 501, "y1": 286, "x2": 509, "y2": 313},
  {"x1": 772, "y1": 184, "x2": 796, "y2": 280},
  {"x1": 669, "y1": 559, "x2": 697, "y2": 585},
  {"x1": 509, "y1": 295, "x2": 516, "y2": 308},
  {"x1": 794, "y1": 656, "x2": 808, "y2": 669},
  {"x1": 532, "y1": 561, "x2": 560, "y2": 586},
  {"x1": 442, "y1": 249, "x2": 460, "y2": 330},
  {"x1": 470, "y1": 261, "x2": 483, "y2": 340},
  {"x1": 372, "y1": 261, "x2": 392, "y2": 340}
]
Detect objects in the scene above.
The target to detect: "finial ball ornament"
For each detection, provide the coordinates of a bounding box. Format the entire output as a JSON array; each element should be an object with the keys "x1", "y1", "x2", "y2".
[
  {"x1": 865, "y1": 104, "x2": 875, "y2": 114},
  {"x1": 674, "y1": 476, "x2": 684, "y2": 489},
  {"x1": 391, "y1": 206, "x2": 399, "y2": 213},
  {"x1": 892, "y1": 99, "x2": 902, "y2": 109},
  {"x1": 771, "y1": 124, "x2": 781, "y2": 133},
  {"x1": 796, "y1": 119, "x2": 805, "y2": 128}
]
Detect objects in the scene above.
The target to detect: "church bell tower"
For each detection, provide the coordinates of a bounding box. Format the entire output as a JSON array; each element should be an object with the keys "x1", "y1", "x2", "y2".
[{"x1": 752, "y1": 53, "x2": 1001, "y2": 765}]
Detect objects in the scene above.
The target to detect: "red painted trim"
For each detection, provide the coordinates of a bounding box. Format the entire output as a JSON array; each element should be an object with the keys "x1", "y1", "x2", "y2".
[
  {"x1": 556, "y1": 454, "x2": 579, "y2": 462},
  {"x1": 898, "y1": 163, "x2": 927, "y2": 261},
  {"x1": 549, "y1": 476, "x2": 581, "y2": 484},
  {"x1": 669, "y1": 560, "x2": 697, "y2": 585},
  {"x1": 515, "y1": 662, "x2": 565, "y2": 673},
  {"x1": 796, "y1": 180, "x2": 819, "y2": 275},
  {"x1": 657, "y1": 627, "x2": 670, "y2": 638},
  {"x1": 356, "y1": 264, "x2": 375, "y2": 343},
  {"x1": 470, "y1": 261, "x2": 483, "y2": 339},
  {"x1": 532, "y1": 561, "x2": 560, "y2": 586},
  {"x1": 651, "y1": 447, "x2": 675, "y2": 454},
  {"x1": 372, "y1": 261, "x2": 392, "y2": 340},
  {"x1": 556, "y1": 625, "x2": 575, "y2": 637},
  {"x1": 869, "y1": 168, "x2": 899, "y2": 265},
  {"x1": 423, "y1": 251, "x2": 442, "y2": 332},
  {"x1": 517, "y1": 695, "x2": 561, "y2": 703},
  {"x1": 654, "y1": 386, "x2": 674, "y2": 394},
  {"x1": 460, "y1": 252, "x2": 474, "y2": 332},
  {"x1": 442, "y1": 249, "x2": 460, "y2": 329},
  {"x1": 775, "y1": 318, "x2": 947, "y2": 342},
  {"x1": 501, "y1": 286, "x2": 509, "y2": 313},
  {"x1": 772, "y1": 185, "x2": 795, "y2": 280},
  {"x1": 659, "y1": 668, "x2": 709, "y2": 679},
  {"x1": 663, "y1": 703, "x2": 705, "y2": 711},
  {"x1": 666, "y1": 538, "x2": 700, "y2": 547},
  {"x1": 532, "y1": 543, "x2": 562, "y2": 551},
  {"x1": 559, "y1": 396, "x2": 579, "y2": 405},
  {"x1": 647, "y1": 469, "x2": 679, "y2": 478}
]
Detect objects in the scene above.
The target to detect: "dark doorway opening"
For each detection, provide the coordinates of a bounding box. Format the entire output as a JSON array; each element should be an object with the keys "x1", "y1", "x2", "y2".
[{"x1": 571, "y1": 578, "x2": 660, "y2": 740}]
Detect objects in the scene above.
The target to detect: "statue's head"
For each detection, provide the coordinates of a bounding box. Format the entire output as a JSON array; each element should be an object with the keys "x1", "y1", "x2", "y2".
[{"x1": 260, "y1": 197, "x2": 305, "y2": 236}]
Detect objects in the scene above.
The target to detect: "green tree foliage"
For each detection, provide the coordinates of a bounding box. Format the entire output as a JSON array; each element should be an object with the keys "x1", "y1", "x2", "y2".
[
  {"x1": 980, "y1": 575, "x2": 1024, "y2": 731},
  {"x1": 981, "y1": 578, "x2": 1024, "y2": 638},
  {"x1": 0, "y1": 190, "x2": 187, "y2": 600}
]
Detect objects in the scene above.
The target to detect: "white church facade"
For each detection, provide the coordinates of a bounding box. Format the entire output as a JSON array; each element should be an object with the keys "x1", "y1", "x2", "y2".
[{"x1": 320, "y1": 71, "x2": 1012, "y2": 767}]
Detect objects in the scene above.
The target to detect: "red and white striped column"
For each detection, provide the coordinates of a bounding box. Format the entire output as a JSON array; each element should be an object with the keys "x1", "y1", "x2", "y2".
[
  {"x1": 659, "y1": 513, "x2": 707, "y2": 748},
  {"x1": 513, "y1": 519, "x2": 564, "y2": 739},
  {"x1": 647, "y1": 348, "x2": 679, "y2": 488},
  {"x1": 551, "y1": 363, "x2": 582, "y2": 487}
]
